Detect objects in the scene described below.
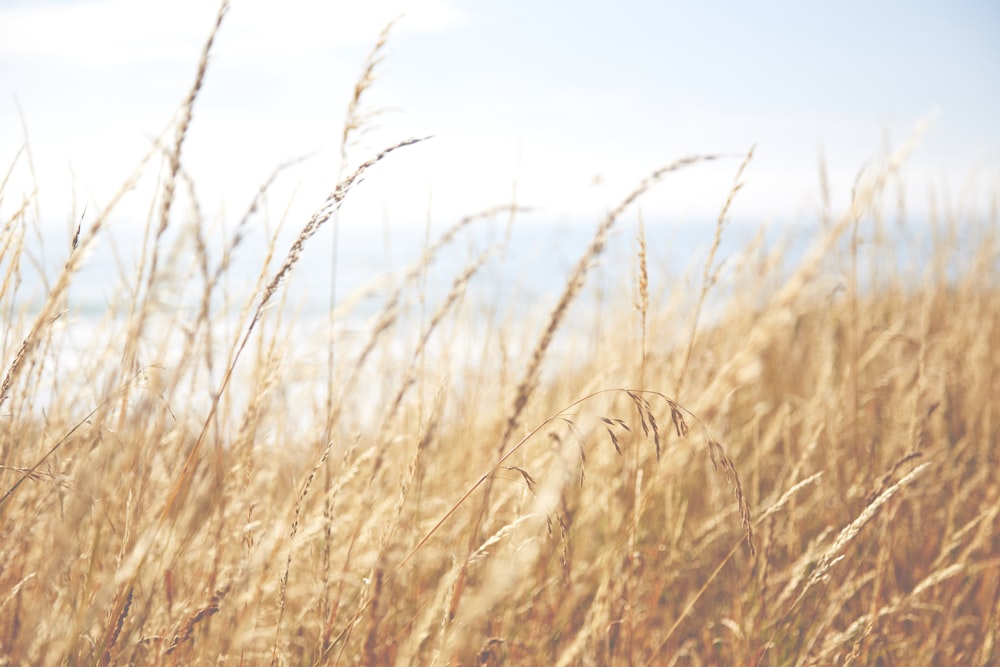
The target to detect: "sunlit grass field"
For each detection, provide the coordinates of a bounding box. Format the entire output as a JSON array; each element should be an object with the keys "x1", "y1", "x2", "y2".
[{"x1": 2, "y1": 7, "x2": 998, "y2": 666}]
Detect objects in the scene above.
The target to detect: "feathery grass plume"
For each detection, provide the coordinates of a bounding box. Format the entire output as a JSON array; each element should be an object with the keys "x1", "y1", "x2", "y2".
[
  {"x1": 196, "y1": 154, "x2": 313, "y2": 342},
  {"x1": 0, "y1": 175, "x2": 28, "y2": 340},
  {"x1": 0, "y1": 571, "x2": 35, "y2": 622},
  {"x1": 451, "y1": 155, "x2": 730, "y2": 627},
  {"x1": 380, "y1": 245, "x2": 499, "y2": 429},
  {"x1": 699, "y1": 116, "x2": 936, "y2": 408},
  {"x1": 99, "y1": 585, "x2": 134, "y2": 666},
  {"x1": 326, "y1": 17, "x2": 400, "y2": 441},
  {"x1": 329, "y1": 390, "x2": 447, "y2": 665},
  {"x1": 0, "y1": 365, "x2": 153, "y2": 509},
  {"x1": 0, "y1": 147, "x2": 30, "y2": 311},
  {"x1": 498, "y1": 154, "x2": 724, "y2": 455},
  {"x1": 646, "y1": 473, "x2": 825, "y2": 666},
  {"x1": 164, "y1": 583, "x2": 231, "y2": 658},
  {"x1": 674, "y1": 144, "x2": 754, "y2": 396},
  {"x1": 635, "y1": 211, "x2": 649, "y2": 385},
  {"x1": 806, "y1": 462, "x2": 931, "y2": 595},
  {"x1": 341, "y1": 18, "x2": 399, "y2": 159},
  {"x1": 253, "y1": 137, "x2": 429, "y2": 335},
  {"x1": 632, "y1": 389, "x2": 755, "y2": 554},
  {"x1": 272, "y1": 422, "x2": 341, "y2": 663},
  {"x1": 0, "y1": 132, "x2": 160, "y2": 413},
  {"x1": 118, "y1": 0, "x2": 230, "y2": 416},
  {"x1": 159, "y1": 136, "x2": 427, "y2": 521},
  {"x1": 758, "y1": 461, "x2": 933, "y2": 665},
  {"x1": 329, "y1": 205, "x2": 525, "y2": 429},
  {"x1": 185, "y1": 159, "x2": 306, "y2": 451},
  {"x1": 398, "y1": 385, "x2": 754, "y2": 572},
  {"x1": 822, "y1": 558, "x2": 1000, "y2": 664}
]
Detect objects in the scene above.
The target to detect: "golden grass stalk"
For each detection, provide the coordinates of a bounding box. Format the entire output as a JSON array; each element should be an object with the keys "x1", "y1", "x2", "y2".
[
  {"x1": 635, "y1": 210, "x2": 649, "y2": 385},
  {"x1": 674, "y1": 144, "x2": 754, "y2": 396},
  {"x1": 499, "y1": 154, "x2": 724, "y2": 455}
]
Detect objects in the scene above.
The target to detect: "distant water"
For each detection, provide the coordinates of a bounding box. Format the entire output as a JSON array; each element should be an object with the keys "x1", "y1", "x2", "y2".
[
  {"x1": 3, "y1": 212, "x2": 958, "y2": 426},
  {"x1": 11, "y1": 212, "x2": 946, "y2": 335}
]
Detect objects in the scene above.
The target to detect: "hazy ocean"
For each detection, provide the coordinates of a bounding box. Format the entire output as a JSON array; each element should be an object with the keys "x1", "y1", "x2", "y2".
[
  {"x1": 17, "y1": 216, "x2": 807, "y2": 323},
  {"x1": 3, "y1": 213, "x2": 949, "y2": 426},
  {"x1": 8, "y1": 212, "x2": 943, "y2": 364}
]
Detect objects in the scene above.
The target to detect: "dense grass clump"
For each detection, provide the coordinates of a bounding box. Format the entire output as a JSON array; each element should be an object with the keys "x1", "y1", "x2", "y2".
[{"x1": 2, "y1": 5, "x2": 998, "y2": 665}]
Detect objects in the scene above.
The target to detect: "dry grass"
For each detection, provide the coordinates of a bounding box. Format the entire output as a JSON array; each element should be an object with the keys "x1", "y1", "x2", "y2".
[{"x1": 2, "y1": 7, "x2": 999, "y2": 666}]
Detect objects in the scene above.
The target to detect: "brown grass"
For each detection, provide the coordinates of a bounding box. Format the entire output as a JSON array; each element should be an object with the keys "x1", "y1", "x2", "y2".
[{"x1": 1, "y1": 7, "x2": 998, "y2": 667}]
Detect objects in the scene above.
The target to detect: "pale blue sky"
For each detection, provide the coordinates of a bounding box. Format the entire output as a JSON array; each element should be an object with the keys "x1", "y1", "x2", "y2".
[{"x1": 1, "y1": 0, "x2": 997, "y2": 232}]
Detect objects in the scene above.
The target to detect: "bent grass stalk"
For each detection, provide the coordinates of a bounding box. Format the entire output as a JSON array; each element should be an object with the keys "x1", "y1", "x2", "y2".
[{"x1": 400, "y1": 389, "x2": 754, "y2": 569}]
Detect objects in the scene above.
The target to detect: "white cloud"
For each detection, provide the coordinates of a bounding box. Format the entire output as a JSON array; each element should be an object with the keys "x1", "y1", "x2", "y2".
[{"x1": 0, "y1": 0, "x2": 466, "y2": 66}]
